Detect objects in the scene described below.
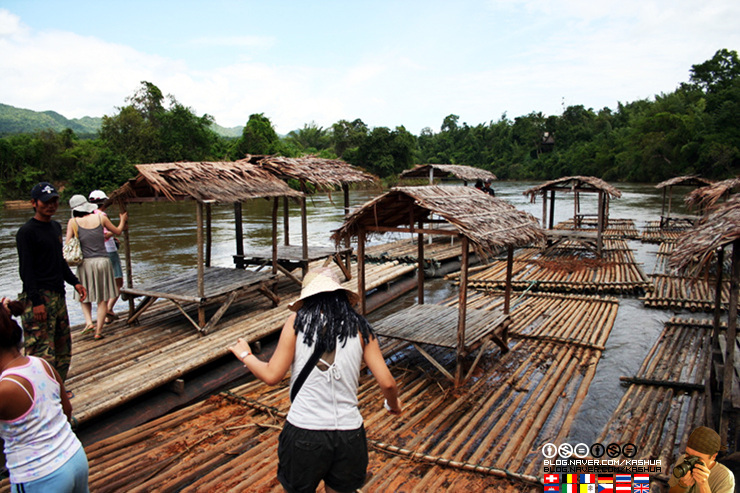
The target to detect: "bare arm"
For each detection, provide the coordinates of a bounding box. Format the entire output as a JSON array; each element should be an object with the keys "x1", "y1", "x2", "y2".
[
  {"x1": 65, "y1": 219, "x2": 75, "y2": 243},
  {"x1": 229, "y1": 313, "x2": 297, "y2": 385},
  {"x1": 363, "y1": 335, "x2": 402, "y2": 414},
  {"x1": 101, "y1": 212, "x2": 127, "y2": 236}
]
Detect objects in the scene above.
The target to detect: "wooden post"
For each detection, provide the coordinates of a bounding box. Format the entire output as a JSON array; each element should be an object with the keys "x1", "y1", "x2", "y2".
[
  {"x1": 504, "y1": 245, "x2": 513, "y2": 314},
  {"x1": 196, "y1": 201, "x2": 205, "y2": 328},
  {"x1": 596, "y1": 192, "x2": 604, "y2": 257},
  {"x1": 660, "y1": 187, "x2": 667, "y2": 227},
  {"x1": 205, "y1": 203, "x2": 212, "y2": 268},
  {"x1": 117, "y1": 199, "x2": 135, "y2": 314},
  {"x1": 548, "y1": 190, "x2": 555, "y2": 230},
  {"x1": 418, "y1": 220, "x2": 425, "y2": 304},
  {"x1": 283, "y1": 197, "x2": 290, "y2": 246},
  {"x1": 455, "y1": 236, "x2": 470, "y2": 387},
  {"x1": 272, "y1": 197, "x2": 278, "y2": 275},
  {"x1": 541, "y1": 191, "x2": 547, "y2": 228},
  {"x1": 719, "y1": 239, "x2": 739, "y2": 444},
  {"x1": 234, "y1": 202, "x2": 244, "y2": 268},
  {"x1": 707, "y1": 246, "x2": 725, "y2": 427},
  {"x1": 343, "y1": 183, "x2": 351, "y2": 271},
  {"x1": 358, "y1": 227, "x2": 366, "y2": 316},
  {"x1": 301, "y1": 195, "x2": 308, "y2": 277},
  {"x1": 574, "y1": 191, "x2": 579, "y2": 228}
]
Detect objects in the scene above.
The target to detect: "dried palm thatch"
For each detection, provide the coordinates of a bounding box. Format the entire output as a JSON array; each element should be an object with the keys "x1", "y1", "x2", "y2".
[
  {"x1": 107, "y1": 161, "x2": 303, "y2": 205},
  {"x1": 399, "y1": 164, "x2": 497, "y2": 182},
  {"x1": 332, "y1": 186, "x2": 545, "y2": 260},
  {"x1": 239, "y1": 154, "x2": 379, "y2": 191},
  {"x1": 685, "y1": 177, "x2": 740, "y2": 210},
  {"x1": 655, "y1": 175, "x2": 713, "y2": 189},
  {"x1": 669, "y1": 196, "x2": 740, "y2": 276},
  {"x1": 523, "y1": 175, "x2": 622, "y2": 202}
]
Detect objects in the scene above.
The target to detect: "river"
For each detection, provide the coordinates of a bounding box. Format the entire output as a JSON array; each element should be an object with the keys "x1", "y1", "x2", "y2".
[{"x1": 0, "y1": 181, "x2": 694, "y2": 445}]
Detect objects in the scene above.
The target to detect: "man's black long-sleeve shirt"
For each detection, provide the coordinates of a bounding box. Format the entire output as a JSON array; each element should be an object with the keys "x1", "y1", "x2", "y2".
[{"x1": 16, "y1": 217, "x2": 80, "y2": 307}]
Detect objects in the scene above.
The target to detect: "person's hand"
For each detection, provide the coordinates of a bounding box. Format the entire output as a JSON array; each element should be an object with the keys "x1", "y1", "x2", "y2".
[
  {"x1": 691, "y1": 461, "x2": 711, "y2": 485},
  {"x1": 384, "y1": 397, "x2": 403, "y2": 415},
  {"x1": 228, "y1": 338, "x2": 253, "y2": 363},
  {"x1": 33, "y1": 304, "x2": 47, "y2": 323},
  {"x1": 119, "y1": 212, "x2": 128, "y2": 227},
  {"x1": 104, "y1": 231, "x2": 114, "y2": 240},
  {"x1": 678, "y1": 469, "x2": 696, "y2": 488},
  {"x1": 1, "y1": 297, "x2": 9, "y2": 309},
  {"x1": 75, "y1": 284, "x2": 87, "y2": 303}
]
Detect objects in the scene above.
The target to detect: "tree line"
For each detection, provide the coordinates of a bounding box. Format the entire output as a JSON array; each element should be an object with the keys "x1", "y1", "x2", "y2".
[{"x1": 0, "y1": 49, "x2": 738, "y2": 201}]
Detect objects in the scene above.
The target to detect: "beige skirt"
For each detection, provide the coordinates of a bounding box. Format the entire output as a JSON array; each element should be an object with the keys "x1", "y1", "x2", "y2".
[{"x1": 75, "y1": 256, "x2": 118, "y2": 303}]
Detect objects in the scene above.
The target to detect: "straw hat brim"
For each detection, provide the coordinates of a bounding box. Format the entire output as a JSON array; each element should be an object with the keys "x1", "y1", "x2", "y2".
[{"x1": 288, "y1": 280, "x2": 359, "y2": 312}]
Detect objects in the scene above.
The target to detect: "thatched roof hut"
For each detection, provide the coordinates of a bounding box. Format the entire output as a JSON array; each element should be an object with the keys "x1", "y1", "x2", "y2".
[
  {"x1": 523, "y1": 175, "x2": 622, "y2": 201},
  {"x1": 685, "y1": 177, "x2": 740, "y2": 211},
  {"x1": 108, "y1": 161, "x2": 302, "y2": 204},
  {"x1": 333, "y1": 185, "x2": 544, "y2": 260},
  {"x1": 241, "y1": 154, "x2": 379, "y2": 191},
  {"x1": 655, "y1": 175, "x2": 713, "y2": 189},
  {"x1": 670, "y1": 196, "x2": 740, "y2": 276},
  {"x1": 333, "y1": 185, "x2": 545, "y2": 386},
  {"x1": 399, "y1": 164, "x2": 497, "y2": 184},
  {"x1": 654, "y1": 176, "x2": 713, "y2": 226},
  {"x1": 669, "y1": 197, "x2": 740, "y2": 443}
]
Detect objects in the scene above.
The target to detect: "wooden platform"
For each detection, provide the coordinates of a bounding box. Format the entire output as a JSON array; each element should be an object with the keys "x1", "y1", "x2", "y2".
[
  {"x1": 362, "y1": 236, "x2": 474, "y2": 265},
  {"x1": 58, "y1": 290, "x2": 619, "y2": 493},
  {"x1": 234, "y1": 245, "x2": 353, "y2": 283},
  {"x1": 642, "y1": 274, "x2": 730, "y2": 312},
  {"x1": 641, "y1": 220, "x2": 693, "y2": 243},
  {"x1": 554, "y1": 218, "x2": 639, "y2": 239},
  {"x1": 121, "y1": 267, "x2": 279, "y2": 333}
]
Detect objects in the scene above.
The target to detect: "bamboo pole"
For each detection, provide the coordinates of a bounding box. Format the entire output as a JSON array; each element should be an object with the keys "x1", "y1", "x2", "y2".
[
  {"x1": 234, "y1": 202, "x2": 244, "y2": 268},
  {"x1": 272, "y1": 197, "x2": 278, "y2": 275},
  {"x1": 720, "y1": 239, "x2": 739, "y2": 444},
  {"x1": 196, "y1": 201, "x2": 205, "y2": 327},
  {"x1": 455, "y1": 236, "x2": 470, "y2": 386}
]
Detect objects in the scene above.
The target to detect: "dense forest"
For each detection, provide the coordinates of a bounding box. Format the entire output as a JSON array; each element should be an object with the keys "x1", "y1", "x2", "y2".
[{"x1": 0, "y1": 49, "x2": 738, "y2": 200}]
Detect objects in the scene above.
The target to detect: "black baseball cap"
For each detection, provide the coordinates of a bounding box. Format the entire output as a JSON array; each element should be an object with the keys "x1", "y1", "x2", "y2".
[{"x1": 31, "y1": 182, "x2": 60, "y2": 202}]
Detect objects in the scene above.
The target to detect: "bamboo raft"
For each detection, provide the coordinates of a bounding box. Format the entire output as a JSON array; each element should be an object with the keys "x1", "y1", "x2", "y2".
[
  {"x1": 642, "y1": 274, "x2": 730, "y2": 312},
  {"x1": 32, "y1": 290, "x2": 619, "y2": 492},
  {"x1": 453, "y1": 240, "x2": 650, "y2": 295},
  {"x1": 62, "y1": 260, "x2": 415, "y2": 425},
  {"x1": 596, "y1": 318, "x2": 727, "y2": 489},
  {"x1": 553, "y1": 218, "x2": 639, "y2": 239},
  {"x1": 641, "y1": 220, "x2": 693, "y2": 243}
]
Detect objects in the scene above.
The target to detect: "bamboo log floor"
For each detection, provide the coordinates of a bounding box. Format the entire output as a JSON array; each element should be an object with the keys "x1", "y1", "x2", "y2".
[
  {"x1": 59, "y1": 290, "x2": 619, "y2": 492},
  {"x1": 553, "y1": 218, "x2": 639, "y2": 239},
  {"x1": 62, "y1": 260, "x2": 416, "y2": 426},
  {"x1": 596, "y1": 317, "x2": 738, "y2": 489},
  {"x1": 452, "y1": 239, "x2": 650, "y2": 295},
  {"x1": 361, "y1": 236, "x2": 473, "y2": 266},
  {"x1": 640, "y1": 220, "x2": 693, "y2": 243}
]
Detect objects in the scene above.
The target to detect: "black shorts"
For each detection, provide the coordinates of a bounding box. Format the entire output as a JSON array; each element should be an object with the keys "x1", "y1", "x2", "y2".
[{"x1": 277, "y1": 421, "x2": 368, "y2": 493}]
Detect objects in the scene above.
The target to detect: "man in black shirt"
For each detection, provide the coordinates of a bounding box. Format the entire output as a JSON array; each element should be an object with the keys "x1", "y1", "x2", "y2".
[{"x1": 16, "y1": 182, "x2": 86, "y2": 381}]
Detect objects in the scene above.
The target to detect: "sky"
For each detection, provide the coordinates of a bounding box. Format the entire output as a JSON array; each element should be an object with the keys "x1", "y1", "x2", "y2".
[{"x1": 1, "y1": 1, "x2": 739, "y2": 135}]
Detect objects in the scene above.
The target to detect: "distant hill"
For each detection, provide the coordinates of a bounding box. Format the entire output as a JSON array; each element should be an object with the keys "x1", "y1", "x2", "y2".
[{"x1": 0, "y1": 103, "x2": 243, "y2": 138}]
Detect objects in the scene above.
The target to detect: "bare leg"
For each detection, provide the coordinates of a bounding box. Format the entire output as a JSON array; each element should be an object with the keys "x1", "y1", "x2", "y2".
[
  {"x1": 95, "y1": 302, "x2": 108, "y2": 338},
  {"x1": 81, "y1": 301, "x2": 94, "y2": 327}
]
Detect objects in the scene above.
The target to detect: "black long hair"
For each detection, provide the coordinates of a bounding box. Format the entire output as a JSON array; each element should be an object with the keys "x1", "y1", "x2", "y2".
[
  {"x1": 293, "y1": 291, "x2": 374, "y2": 354},
  {"x1": 0, "y1": 301, "x2": 25, "y2": 350}
]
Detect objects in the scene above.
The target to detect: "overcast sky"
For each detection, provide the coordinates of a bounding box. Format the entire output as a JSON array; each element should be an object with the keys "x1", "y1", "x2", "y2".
[{"x1": 1, "y1": 1, "x2": 738, "y2": 135}]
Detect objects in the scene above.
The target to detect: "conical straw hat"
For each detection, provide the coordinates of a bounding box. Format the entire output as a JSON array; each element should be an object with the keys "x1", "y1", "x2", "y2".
[{"x1": 288, "y1": 266, "x2": 359, "y2": 311}]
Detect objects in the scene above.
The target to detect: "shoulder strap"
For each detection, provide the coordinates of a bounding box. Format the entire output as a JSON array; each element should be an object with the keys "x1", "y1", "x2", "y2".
[
  {"x1": 290, "y1": 344, "x2": 323, "y2": 402},
  {"x1": 0, "y1": 376, "x2": 34, "y2": 402}
]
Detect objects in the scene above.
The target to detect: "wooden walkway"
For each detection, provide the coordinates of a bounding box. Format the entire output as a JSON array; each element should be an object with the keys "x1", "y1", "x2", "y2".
[
  {"x1": 641, "y1": 220, "x2": 694, "y2": 243},
  {"x1": 52, "y1": 290, "x2": 620, "y2": 492},
  {"x1": 455, "y1": 240, "x2": 650, "y2": 294},
  {"x1": 554, "y1": 218, "x2": 639, "y2": 239}
]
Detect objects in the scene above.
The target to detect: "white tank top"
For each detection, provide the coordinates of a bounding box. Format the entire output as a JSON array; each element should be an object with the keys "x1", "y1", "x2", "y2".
[
  {"x1": 287, "y1": 334, "x2": 364, "y2": 430},
  {"x1": 0, "y1": 357, "x2": 82, "y2": 483}
]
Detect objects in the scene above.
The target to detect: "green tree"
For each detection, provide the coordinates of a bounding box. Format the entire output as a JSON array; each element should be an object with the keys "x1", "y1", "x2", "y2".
[
  {"x1": 232, "y1": 113, "x2": 282, "y2": 158},
  {"x1": 330, "y1": 119, "x2": 368, "y2": 159}
]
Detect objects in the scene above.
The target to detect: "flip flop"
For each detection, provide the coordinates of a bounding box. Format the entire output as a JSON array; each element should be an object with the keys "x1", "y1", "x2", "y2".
[
  {"x1": 93, "y1": 333, "x2": 106, "y2": 341},
  {"x1": 81, "y1": 324, "x2": 95, "y2": 336},
  {"x1": 66, "y1": 390, "x2": 75, "y2": 399},
  {"x1": 105, "y1": 312, "x2": 119, "y2": 323}
]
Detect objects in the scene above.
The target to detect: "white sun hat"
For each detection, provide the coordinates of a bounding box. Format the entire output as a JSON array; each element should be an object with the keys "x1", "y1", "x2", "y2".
[
  {"x1": 69, "y1": 194, "x2": 98, "y2": 214},
  {"x1": 288, "y1": 266, "x2": 359, "y2": 311}
]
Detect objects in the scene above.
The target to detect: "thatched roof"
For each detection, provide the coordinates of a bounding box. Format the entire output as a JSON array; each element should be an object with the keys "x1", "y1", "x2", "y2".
[
  {"x1": 669, "y1": 196, "x2": 740, "y2": 276},
  {"x1": 108, "y1": 161, "x2": 303, "y2": 205},
  {"x1": 685, "y1": 177, "x2": 740, "y2": 210},
  {"x1": 523, "y1": 176, "x2": 622, "y2": 202},
  {"x1": 332, "y1": 186, "x2": 544, "y2": 258},
  {"x1": 655, "y1": 175, "x2": 713, "y2": 189},
  {"x1": 399, "y1": 164, "x2": 497, "y2": 182},
  {"x1": 240, "y1": 154, "x2": 379, "y2": 191}
]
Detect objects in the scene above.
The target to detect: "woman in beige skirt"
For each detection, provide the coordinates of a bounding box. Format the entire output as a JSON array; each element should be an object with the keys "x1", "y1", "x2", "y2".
[{"x1": 65, "y1": 195, "x2": 127, "y2": 340}]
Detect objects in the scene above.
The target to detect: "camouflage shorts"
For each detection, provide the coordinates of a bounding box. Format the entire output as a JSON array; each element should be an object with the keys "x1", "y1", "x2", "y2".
[{"x1": 19, "y1": 290, "x2": 72, "y2": 382}]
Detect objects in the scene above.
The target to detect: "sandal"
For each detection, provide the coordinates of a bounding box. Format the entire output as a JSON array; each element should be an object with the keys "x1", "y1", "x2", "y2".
[
  {"x1": 66, "y1": 390, "x2": 75, "y2": 399},
  {"x1": 105, "y1": 312, "x2": 119, "y2": 323},
  {"x1": 81, "y1": 324, "x2": 95, "y2": 336},
  {"x1": 93, "y1": 334, "x2": 106, "y2": 341}
]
